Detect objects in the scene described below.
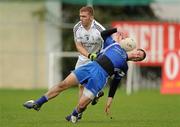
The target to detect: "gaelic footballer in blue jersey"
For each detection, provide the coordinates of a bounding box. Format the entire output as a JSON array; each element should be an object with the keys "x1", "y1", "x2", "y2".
[{"x1": 23, "y1": 27, "x2": 146, "y2": 123}]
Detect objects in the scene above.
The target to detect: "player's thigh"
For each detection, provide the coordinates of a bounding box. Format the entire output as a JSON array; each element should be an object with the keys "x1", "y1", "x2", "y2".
[{"x1": 63, "y1": 72, "x2": 79, "y2": 87}]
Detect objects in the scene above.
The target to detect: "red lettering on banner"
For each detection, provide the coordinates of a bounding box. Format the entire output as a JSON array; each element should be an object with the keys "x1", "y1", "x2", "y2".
[
  {"x1": 112, "y1": 22, "x2": 180, "y2": 66},
  {"x1": 161, "y1": 50, "x2": 180, "y2": 94},
  {"x1": 112, "y1": 21, "x2": 180, "y2": 94}
]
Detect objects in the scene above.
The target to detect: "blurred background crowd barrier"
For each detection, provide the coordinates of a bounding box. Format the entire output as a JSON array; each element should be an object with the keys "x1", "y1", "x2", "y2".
[{"x1": 0, "y1": 0, "x2": 179, "y2": 94}]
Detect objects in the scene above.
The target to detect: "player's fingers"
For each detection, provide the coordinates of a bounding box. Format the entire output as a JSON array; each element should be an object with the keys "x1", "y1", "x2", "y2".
[
  {"x1": 105, "y1": 107, "x2": 110, "y2": 115},
  {"x1": 105, "y1": 107, "x2": 108, "y2": 114}
]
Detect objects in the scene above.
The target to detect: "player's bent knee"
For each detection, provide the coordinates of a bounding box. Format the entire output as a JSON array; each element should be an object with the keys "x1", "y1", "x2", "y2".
[{"x1": 83, "y1": 87, "x2": 95, "y2": 100}]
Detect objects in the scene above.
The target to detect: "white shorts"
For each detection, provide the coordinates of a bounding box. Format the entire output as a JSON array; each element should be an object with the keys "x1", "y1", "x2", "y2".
[
  {"x1": 75, "y1": 58, "x2": 90, "y2": 69},
  {"x1": 82, "y1": 87, "x2": 95, "y2": 100}
]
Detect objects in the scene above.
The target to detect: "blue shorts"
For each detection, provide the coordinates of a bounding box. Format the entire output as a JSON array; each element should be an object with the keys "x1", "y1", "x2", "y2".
[{"x1": 73, "y1": 61, "x2": 108, "y2": 96}]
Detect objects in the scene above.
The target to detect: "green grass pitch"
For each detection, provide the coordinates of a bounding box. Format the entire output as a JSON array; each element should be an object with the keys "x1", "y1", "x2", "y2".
[{"x1": 0, "y1": 88, "x2": 180, "y2": 127}]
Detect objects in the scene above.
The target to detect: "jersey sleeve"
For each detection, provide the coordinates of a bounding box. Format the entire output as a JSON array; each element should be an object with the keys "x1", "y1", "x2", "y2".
[
  {"x1": 73, "y1": 22, "x2": 81, "y2": 43},
  {"x1": 108, "y1": 73, "x2": 122, "y2": 98},
  {"x1": 101, "y1": 28, "x2": 117, "y2": 41}
]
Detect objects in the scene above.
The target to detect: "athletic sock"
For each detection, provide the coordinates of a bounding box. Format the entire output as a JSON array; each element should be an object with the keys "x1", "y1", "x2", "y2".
[
  {"x1": 72, "y1": 108, "x2": 79, "y2": 117},
  {"x1": 35, "y1": 95, "x2": 48, "y2": 106}
]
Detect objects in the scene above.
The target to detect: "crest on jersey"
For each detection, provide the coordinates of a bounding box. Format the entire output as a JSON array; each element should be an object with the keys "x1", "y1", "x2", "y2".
[{"x1": 85, "y1": 34, "x2": 89, "y2": 41}]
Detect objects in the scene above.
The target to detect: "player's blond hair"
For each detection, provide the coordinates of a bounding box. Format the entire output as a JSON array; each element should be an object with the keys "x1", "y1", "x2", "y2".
[{"x1": 80, "y1": 6, "x2": 94, "y2": 16}]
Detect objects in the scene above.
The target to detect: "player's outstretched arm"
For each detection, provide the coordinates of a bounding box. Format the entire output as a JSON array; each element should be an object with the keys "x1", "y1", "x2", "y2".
[
  {"x1": 105, "y1": 77, "x2": 121, "y2": 115},
  {"x1": 101, "y1": 27, "x2": 128, "y2": 41},
  {"x1": 101, "y1": 28, "x2": 117, "y2": 41},
  {"x1": 105, "y1": 97, "x2": 113, "y2": 115}
]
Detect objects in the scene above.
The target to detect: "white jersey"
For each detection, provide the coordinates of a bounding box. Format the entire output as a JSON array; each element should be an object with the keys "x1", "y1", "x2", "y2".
[{"x1": 73, "y1": 19, "x2": 105, "y2": 68}]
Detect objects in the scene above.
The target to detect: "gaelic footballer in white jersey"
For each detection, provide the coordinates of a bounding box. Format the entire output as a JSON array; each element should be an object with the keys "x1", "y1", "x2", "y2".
[{"x1": 73, "y1": 19, "x2": 105, "y2": 68}]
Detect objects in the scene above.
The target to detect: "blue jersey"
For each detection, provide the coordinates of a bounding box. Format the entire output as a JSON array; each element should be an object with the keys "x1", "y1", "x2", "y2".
[
  {"x1": 73, "y1": 30, "x2": 129, "y2": 96},
  {"x1": 101, "y1": 36, "x2": 128, "y2": 77},
  {"x1": 103, "y1": 36, "x2": 115, "y2": 49}
]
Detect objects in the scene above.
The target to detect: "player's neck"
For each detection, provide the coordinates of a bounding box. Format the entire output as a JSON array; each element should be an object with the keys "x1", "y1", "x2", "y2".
[
  {"x1": 84, "y1": 25, "x2": 91, "y2": 31},
  {"x1": 84, "y1": 21, "x2": 92, "y2": 31}
]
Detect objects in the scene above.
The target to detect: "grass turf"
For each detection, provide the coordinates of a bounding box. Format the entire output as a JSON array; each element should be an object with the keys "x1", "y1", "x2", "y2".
[{"x1": 0, "y1": 88, "x2": 180, "y2": 127}]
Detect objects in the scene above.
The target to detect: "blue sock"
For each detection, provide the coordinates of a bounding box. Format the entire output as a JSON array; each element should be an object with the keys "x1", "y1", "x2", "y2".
[
  {"x1": 35, "y1": 95, "x2": 48, "y2": 106},
  {"x1": 72, "y1": 108, "x2": 79, "y2": 117}
]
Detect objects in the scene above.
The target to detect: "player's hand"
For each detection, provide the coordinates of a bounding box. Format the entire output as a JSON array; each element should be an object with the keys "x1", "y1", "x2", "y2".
[
  {"x1": 105, "y1": 104, "x2": 111, "y2": 115},
  {"x1": 105, "y1": 97, "x2": 113, "y2": 115},
  {"x1": 88, "y1": 53, "x2": 97, "y2": 60},
  {"x1": 117, "y1": 27, "x2": 128, "y2": 39}
]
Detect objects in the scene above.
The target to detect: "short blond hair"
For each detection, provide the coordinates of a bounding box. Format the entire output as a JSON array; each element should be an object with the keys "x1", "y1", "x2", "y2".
[{"x1": 80, "y1": 6, "x2": 94, "y2": 16}]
